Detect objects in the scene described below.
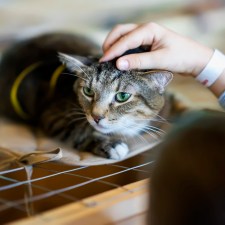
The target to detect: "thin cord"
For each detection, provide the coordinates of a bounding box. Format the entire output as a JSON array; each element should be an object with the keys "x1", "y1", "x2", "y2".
[
  {"x1": 35, "y1": 165, "x2": 130, "y2": 191},
  {"x1": 0, "y1": 198, "x2": 26, "y2": 213},
  {"x1": 109, "y1": 164, "x2": 151, "y2": 173},
  {"x1": 0, "y1": 167, "x2": 24, "y2": 175},
  {"x1": 0, "y1": 175, "x2": 78, "y2": 201},
  {"x1": 0, "y1": 166, "x2": 87, "y2": 192},
  {"x1": 0, "y1": 160, "x2": 153, "y2": 212}
]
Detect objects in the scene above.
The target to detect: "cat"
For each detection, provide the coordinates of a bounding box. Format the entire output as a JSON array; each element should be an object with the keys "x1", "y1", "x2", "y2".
[
  {"x1": 149, "y1": 110, "x2": 225, "y2": 225},
  {"x1": 0, "y1": 33, "x2": 174, "y2": 159}
]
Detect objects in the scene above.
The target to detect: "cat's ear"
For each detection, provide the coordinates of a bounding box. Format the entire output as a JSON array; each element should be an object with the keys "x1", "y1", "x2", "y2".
[
  {"x1": 143, "y1": 70, "x2": 173, "y2": 94},
  {"x1": 58, "y1": 53, "x2": 93, "y2": 72}
]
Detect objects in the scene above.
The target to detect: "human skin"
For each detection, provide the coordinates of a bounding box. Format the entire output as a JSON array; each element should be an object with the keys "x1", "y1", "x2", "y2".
[{"x1": 100, "y1": 22, "x2": 225, "y2": 97}]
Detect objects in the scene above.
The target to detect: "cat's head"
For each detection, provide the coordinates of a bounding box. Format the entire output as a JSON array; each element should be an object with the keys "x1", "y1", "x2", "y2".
[{"x1": 59, "y1": 53, "x2": 173, "y2": 136}]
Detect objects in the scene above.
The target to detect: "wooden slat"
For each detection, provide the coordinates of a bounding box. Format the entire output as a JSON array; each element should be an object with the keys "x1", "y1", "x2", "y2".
[{"x1": 9, "y1": 179, "x2": 149, "y2": 225}]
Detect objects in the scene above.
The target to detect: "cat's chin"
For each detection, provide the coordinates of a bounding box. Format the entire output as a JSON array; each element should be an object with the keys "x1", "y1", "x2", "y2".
[
  {"x1": 93, "y1": 125, "x2": 113, "y2": 134},
  {"x1": 94, "y1": 126, "x2": 142, "y2": 137}
]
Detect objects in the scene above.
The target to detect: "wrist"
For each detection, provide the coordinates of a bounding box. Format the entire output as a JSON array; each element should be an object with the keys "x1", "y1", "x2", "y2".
[
  {"x1": 191, "y1": 46, "x2": 214, "y2": 78},
  {"x1": 195, "y1": 49, "x2": 225, "y2": 95}
]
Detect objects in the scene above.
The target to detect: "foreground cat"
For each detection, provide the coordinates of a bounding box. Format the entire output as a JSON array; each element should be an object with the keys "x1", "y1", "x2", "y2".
[{"x1": 0, "y1": 33, "x2": 173, "y2": 159}]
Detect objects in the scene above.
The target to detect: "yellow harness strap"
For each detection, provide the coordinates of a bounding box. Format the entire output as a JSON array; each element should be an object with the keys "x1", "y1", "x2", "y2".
[
  {"x1": 10, "y1": 62, "x2": 42, "y2": 120},
  {"x1": 10, "y1": 62, "x2": 65, "y2": 120},
  {"x1": 48, "y1": 64, "x2": 66, "y2": 98}
]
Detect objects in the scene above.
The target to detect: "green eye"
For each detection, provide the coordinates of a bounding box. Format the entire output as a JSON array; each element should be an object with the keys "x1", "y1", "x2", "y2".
[
  {"x1": 115, "y1": 92, "x2": 131, "y2": 103},
  {"x1": 83, "y1": 87, "x2": 94, "y2": 97}
]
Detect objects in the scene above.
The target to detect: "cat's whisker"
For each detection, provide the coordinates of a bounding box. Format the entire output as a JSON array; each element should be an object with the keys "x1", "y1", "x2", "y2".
[
  {"x1": 135, "y1": 129, "x2": 153, "y2": 143},
  {"x1": 69, "y1": 107, "x2": 85, "y2": 113},
  {"x1": 151, "y1": 111, "x2": 168, "y2": 122},
  {"x1": 80, "y1": 120, "x2": 88, "y2": 127},
  {"x1": 118, "y1": 131, "x2": 129, "y2": 144},
  {"x1": 70, "y1": 63, "x2": 90, "y2": 78},
  {"x1": 144, "y1": 125, "x2": 166, "y2": 135},
  {"x1": 65, "y1": 112, "x2": 86, "y2": 117},
  {"x1": 140, "y1": 128, "x2": 159, "y2": 140},
  {"x1": 62, "y1": 72, "x2": 88, "y2": 82},
  {"x1": 142, "y1": 120, "x2": 169, "y2": 136},
  {"x1": 134, "y1": 132, "x2": 149, "y2": 144},
  {"x1": 66, "y1": 117, "x2": 87, "y2": 127},
  {"x1": 67, "y1": 116, "x2": 87, "y2": 122},
  {"x1": 130, "y1": 123, "x2": 160, "y2": 140},
  {"x1": 144, "y1": 129, "x2": 162, "y2": 138},
  {"x1": 63, "y1": 108, "x2": 85, "y2": 116},
  {"x1": 135, "y1": 118, "x2": 168, "y2": 124},
  {"x1": 131, "y1": 121, "x2": 163, "y2": 134},
  {"x1": 70, "y1": 104, "x2": 84, "y2": 111},
  {"x1": 143, "y1": 127, "x2": 164, "y2": 137},
  {"x1": 120, "y1": 126, "x2": 147, "y2": 144},
  {"x1": 119, "y1": 123, "x2": 149, "y2": 144},
  {"x1": 64, "y1": 104, "x2": 85, "y2": 114}
]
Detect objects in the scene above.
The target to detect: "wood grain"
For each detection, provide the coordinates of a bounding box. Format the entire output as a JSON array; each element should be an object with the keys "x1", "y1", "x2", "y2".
[{"x1": 9, "y1": 179, "x2": 149, "y2": 225}]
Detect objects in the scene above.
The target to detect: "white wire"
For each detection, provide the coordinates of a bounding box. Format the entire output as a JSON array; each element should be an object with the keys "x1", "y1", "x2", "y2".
[
  {"x1": 0, "y1": 166, "x2": 87, "y2": 191},
  {"x1": 0, "y1": 160, "x2": 154, "y2": 212}
]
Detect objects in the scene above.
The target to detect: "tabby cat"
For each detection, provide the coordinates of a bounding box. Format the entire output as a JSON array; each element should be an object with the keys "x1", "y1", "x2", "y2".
[{"x1": 0, "y1": 33, "x2": 173, "y2": 159}]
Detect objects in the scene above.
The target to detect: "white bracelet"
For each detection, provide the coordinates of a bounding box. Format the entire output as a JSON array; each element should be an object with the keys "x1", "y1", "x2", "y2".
[{"x1": 196, "y1": 49, "x2": 225, "y2": 87}]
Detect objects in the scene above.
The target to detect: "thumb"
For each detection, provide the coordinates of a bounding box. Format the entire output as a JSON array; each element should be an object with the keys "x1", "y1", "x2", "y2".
[{"x1": 116, "y1": 52, "x2": 163, "y2": 71}]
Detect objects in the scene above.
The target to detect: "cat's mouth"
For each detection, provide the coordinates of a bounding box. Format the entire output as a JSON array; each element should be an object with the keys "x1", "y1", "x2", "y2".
[{"x1": 86, "y1": 115, "x2": 112, "y2": 133}]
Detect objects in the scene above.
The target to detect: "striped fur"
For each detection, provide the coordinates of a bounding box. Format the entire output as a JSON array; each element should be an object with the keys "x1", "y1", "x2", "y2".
[{"x1": 0, "y1": 33, "x2": 173, "y2": 159}]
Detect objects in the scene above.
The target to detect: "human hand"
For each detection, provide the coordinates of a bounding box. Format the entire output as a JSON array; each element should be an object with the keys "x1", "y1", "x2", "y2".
[{"x1": 100, "y1": 22, "x2": 213, "y2": 77}]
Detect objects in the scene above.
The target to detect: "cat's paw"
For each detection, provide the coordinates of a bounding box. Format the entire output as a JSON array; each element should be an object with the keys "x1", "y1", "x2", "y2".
[{"x1": 94, "y1": 141, "x2": 129, "y2": 160}]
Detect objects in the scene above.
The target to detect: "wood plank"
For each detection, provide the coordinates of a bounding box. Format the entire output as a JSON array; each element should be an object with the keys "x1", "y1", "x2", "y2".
[
  {"x1": 9, "y1": 179, "x2": 149, "y2": 225},
  {"x1": 113, "y1": 212, "x2": 147, "y2": 225}
]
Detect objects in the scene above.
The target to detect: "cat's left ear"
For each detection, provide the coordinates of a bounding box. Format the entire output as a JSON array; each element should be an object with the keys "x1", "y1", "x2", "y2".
[
  {"x1": 143, "y1": 70, "x2": 173, "y2": 94},
  {"x1": 58, "y1": 52, "x2": 93, "y2": 72}
]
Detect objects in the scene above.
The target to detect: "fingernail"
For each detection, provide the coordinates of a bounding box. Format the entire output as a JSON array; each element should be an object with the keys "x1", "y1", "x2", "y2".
[
  {"x1": 99, "y1": 57, "x2": 105, "y2": 62},
  {"x1": 118, "y1": 59, "x2": 129, "y2": 70}
]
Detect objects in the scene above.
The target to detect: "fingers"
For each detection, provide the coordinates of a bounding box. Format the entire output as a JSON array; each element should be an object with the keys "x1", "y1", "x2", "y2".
[
  {"x1": 102, "y1": 23, "x2": 138, "y2": 52},
  {"x1": 100, "y1": 23, "x2": 158, "y2": 62},
  {"x1": 100, "y1": 21, "x2": 214, "y2": 77},
  {"x1": 116, "y1": 51, "x2": 164, "y2": 70}
]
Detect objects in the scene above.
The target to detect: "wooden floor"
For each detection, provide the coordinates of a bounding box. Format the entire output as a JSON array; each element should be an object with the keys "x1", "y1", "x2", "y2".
[{"x1": 9, "y1": 180, "x2": 149, "y2": 225}]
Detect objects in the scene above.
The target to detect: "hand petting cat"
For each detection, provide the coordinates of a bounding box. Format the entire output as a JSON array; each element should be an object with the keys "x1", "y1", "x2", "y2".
[{"x1": 100, "y1": 22, "x2": 225, "y2": 99}]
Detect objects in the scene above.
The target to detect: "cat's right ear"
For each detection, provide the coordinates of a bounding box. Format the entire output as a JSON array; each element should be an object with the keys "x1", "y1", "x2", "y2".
[
  {"x1": 142, "y1": 70, "x2": 173, "y2": 94},
  {"x1": 58, "y1": 53, "x2": 93, "y2": 72}
]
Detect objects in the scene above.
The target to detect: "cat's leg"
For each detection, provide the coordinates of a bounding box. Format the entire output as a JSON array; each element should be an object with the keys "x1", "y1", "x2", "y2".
[
  {"x1": 93, "y1": 140, "x2": 129, "y2": 160},
  {"x1": 91, "y1": 133, "x2": 129, "y2": 159}
]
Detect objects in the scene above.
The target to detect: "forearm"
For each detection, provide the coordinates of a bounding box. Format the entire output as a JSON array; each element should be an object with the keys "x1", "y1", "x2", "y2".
[{"x1": 210, "y1": 69, "x2": 225, "y2": 97}]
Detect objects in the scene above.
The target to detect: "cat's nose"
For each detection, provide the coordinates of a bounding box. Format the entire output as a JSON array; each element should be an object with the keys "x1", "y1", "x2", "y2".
[{"x1": 92, "y1": 114, "x2": 105, "y2": 124}]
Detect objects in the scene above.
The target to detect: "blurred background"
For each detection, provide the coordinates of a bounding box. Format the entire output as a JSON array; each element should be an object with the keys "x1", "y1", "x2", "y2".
[
  {"x1": 0, "y1": 0, "x2": 224, "y2": 50},
  {"x1": 0, "y1": 0, "x2": 225, "y2": 108}
]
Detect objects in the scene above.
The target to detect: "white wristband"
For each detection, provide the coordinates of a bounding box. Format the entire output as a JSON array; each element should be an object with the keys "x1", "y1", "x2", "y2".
[{"x1": 196, "y1": 49, "x2": 225, "y2": 87}]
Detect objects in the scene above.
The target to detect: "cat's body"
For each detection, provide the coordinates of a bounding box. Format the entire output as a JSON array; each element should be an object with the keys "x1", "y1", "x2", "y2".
[{"x1": 0, "y1": 33, "x2": 174, "y2": 159}]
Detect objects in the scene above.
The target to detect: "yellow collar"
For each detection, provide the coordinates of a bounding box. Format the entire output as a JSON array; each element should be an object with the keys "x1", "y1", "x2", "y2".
[{"x1": 10, "y1": 62, "x2": 65, "y2": 120}]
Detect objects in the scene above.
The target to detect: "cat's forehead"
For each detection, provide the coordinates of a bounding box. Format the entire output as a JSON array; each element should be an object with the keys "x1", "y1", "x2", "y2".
[
  {"x1": 93, "y1": 61, "x2": 122, "y2": 76},
  {"x1": 88, "y1": 61, "x2": 134, "y2": 84}
]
